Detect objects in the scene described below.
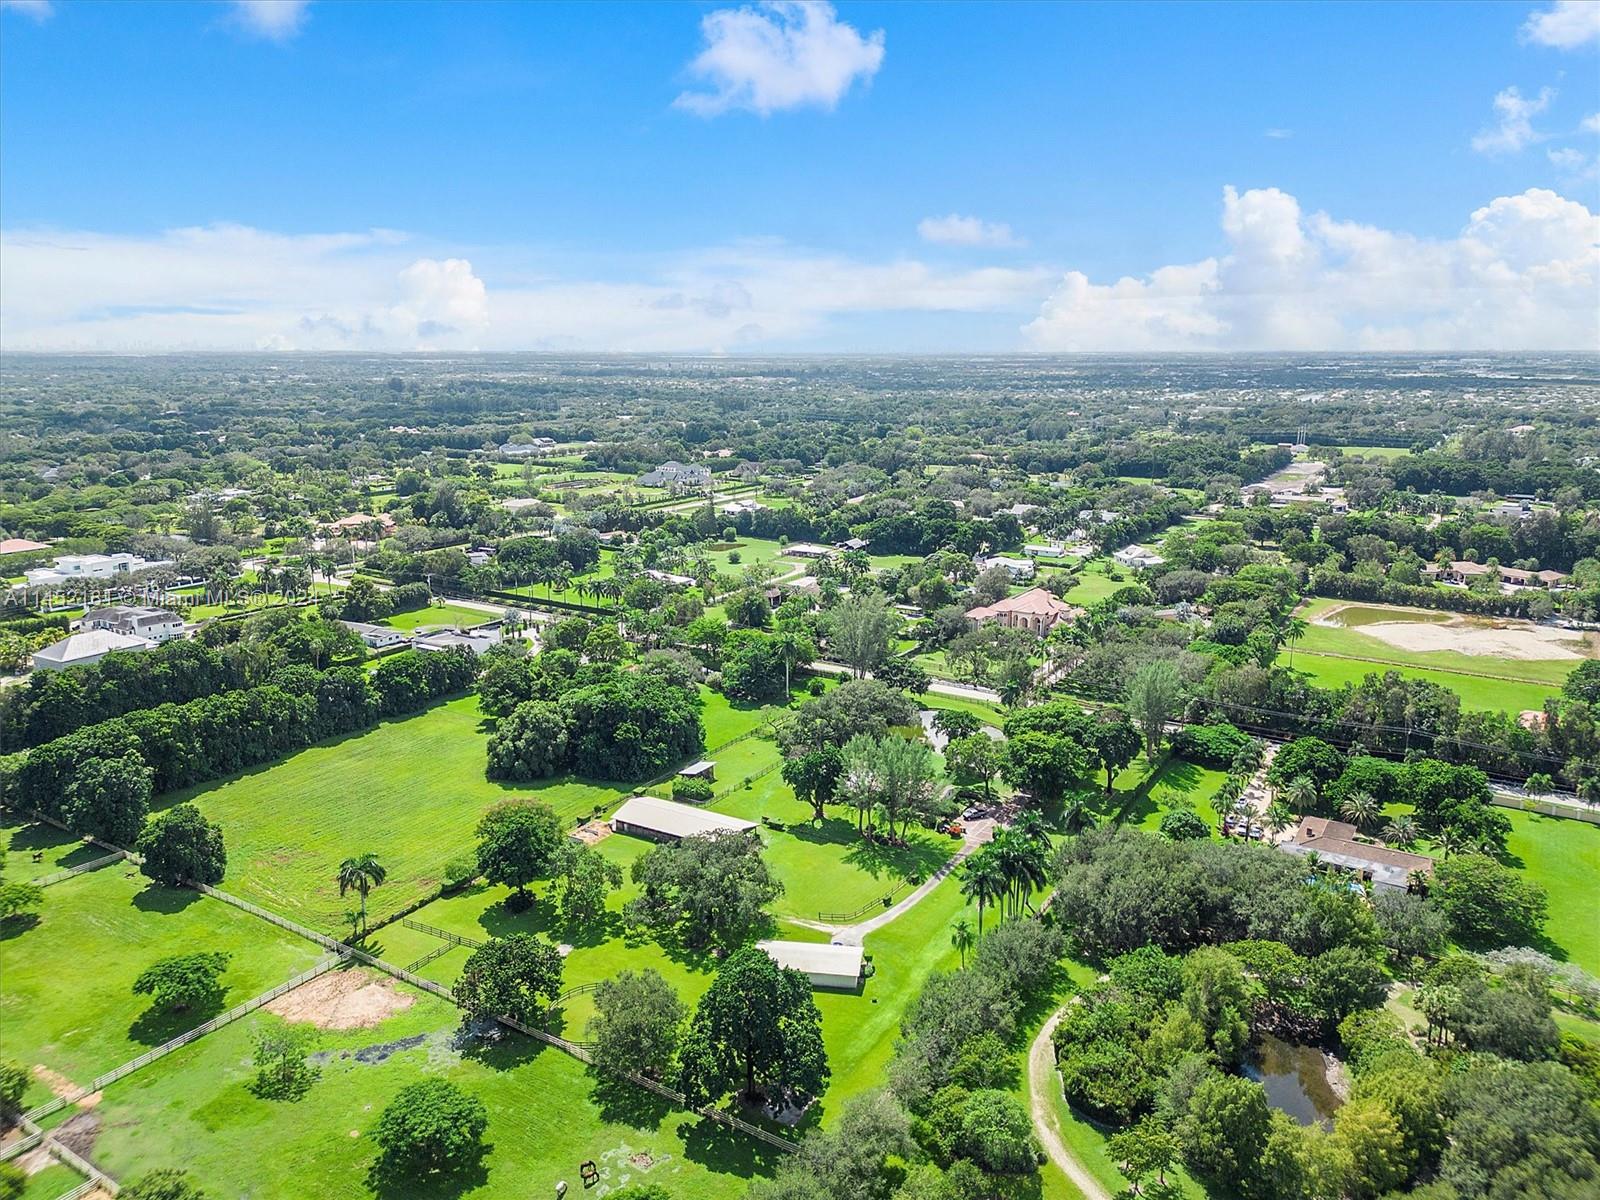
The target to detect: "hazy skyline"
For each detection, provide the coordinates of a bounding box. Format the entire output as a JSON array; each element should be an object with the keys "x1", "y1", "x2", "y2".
[{"x1": 2, "y1": 0, "x2": 1597, "y2": 353}]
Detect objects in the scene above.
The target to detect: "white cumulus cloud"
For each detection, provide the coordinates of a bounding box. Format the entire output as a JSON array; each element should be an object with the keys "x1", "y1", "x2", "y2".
[
  {"x1": 917, "y1": 214, "x2": 1024, "y2": 248},
  {"x1": 0, "y1": 224, "x2": 1050, "y2": 352},
  {"x1": 1024, "y1": 185, "x2": 1600, "y2": 352},
  {"x1": 675, "y1": 1, "x2": 885, "y2": 116},
  {"x1": 1472, "y1": 86, "x2": 1554, "y2": 154},
  {"x1": 1521, "y1": 0, "x2": 1600, "y2": 48},
  {"x1": 1583, "y1": 113, "x2": 1600, "y2": 133},
  {"x1": 230, "y1": 0, "x2": 310, "y2": 42}
]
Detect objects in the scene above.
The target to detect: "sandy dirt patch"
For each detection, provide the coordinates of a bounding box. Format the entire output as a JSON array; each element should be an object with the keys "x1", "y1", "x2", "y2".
[
  {"x1": 573, "y1": 820, "x2": 612, "y2": 846},
  {"x1": 31, "y1": 1065, "x2": 100, "y2": 1109},
  {"x1": 1323, "y1": 611, "x2": 1594, "y2": 661},
  {"x1": 265, "y1": 968, "x2": 414, "y2": 1030},
  {"x1": 52, "y1": 1112, "x2": 101, "y2": 1160}
]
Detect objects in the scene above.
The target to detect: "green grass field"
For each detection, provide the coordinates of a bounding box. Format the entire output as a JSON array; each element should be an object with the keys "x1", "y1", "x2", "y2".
[
  {"x1": 0, "y1": 866, "x2": 320, "y2": 1104},
  {"x1": 1288, "y1": 651, "x2": 1559, "y2": 714},
  {"x1": 164, "y1": 696, "x2": 625, "y2": 931},
  {"x1": 2, "y1": 813, "x2": 112, "y2": 883},
  {"x1": 1505, "y1": 809, "x2": 1600, "y2": 975},
  {"x1": 79, "y1": 967, "x2": 770, "y2": 1200},
  {"x1": 381, "y1": 603, "x2": 492, "y2": 632},
  {"x1": 1122, "y1": 757, "x2": 1229, "y2": 832}
]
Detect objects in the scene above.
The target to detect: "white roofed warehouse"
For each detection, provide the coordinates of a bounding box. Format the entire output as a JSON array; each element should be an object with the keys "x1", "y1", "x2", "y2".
[
  {"x1": 609, "y1": 794, "x2": 757, "y2": 842},
  {"x1": 757, "y1": 940, "x2": 866, "y2": 990}
]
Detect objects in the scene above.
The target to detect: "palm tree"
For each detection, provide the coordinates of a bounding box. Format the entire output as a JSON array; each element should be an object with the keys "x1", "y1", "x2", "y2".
[
  {"x1": 1382, "y1": 815, "x2": 1421, "y2": 850},
  {"x1": 1339, "y1": 790, "x2": 1381, "y2": 833},
  {"x1": 951, "y1": 918, "x2": 975, "y2": 968},
  {"x1": 960, "y1": 851, "x2": 1007, "y2": 937},
  {"x1": 337, "y1": 854, "x2": 387, "y2": 939},
  {"x1": 1434, "y1": 829, "x2": 1464, "y2": 859},
  {"x1": 1011, "y1": 809, "x2": 1054, "y2": 848},
  {"x1": 1263, "y1": 801, "x2": 1296, "y2": 840},
  {"x1": 1283, "y1": 774, "x2": 1318, "y2": 815},
  {"x1": 1059, "y1": 794, "x2": 1097, "y2": 836},
  {"x1": 1277, "y1": 614, "x2": 1310, "y2": 667},
  {"x1": 992, "y1": 831, "x2": 1049, "y2": 918}
]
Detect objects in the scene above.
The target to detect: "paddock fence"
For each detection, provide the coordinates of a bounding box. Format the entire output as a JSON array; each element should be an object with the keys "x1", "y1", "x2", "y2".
[
  {"x1": 12, "y1": 954, "x2": 346, "y2": 1129},
  {"x1": 193, "y1": 882, "x2": 800, "y2": 1153},
  {"x1": 32, "y1": 851, "x2": 128, "y2": 889}
]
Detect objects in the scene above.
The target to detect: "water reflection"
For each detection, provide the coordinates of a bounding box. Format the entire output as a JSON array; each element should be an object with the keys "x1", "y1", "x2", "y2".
[{"x1": 1243, "y1": 1034, "x2": 1344, "y2": 1127}]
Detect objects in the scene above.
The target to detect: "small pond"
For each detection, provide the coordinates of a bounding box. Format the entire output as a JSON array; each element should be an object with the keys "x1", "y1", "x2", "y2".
[
  {"x1": 1243, "y1": 1034, "x2": 1345, "y2": 1127},
  {"x1": 1321, "y1": 604, "x2": 1450, "y2": 629}
]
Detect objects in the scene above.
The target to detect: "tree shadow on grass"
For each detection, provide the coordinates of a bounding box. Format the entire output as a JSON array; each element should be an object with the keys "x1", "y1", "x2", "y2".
[
  {"x1": 367, "y1": 1146, "x2": 491, "y2": 1200},
  {"x1": 0, "y1": 914, "x2": 41, "y2": 941},
  {"x1": 5, "y1": 820, "x2": 97, "y2": 868},
  {"x1": 475, "y1": 897, "x2": 625, "y2": 952},
  {"x1": 589, "y1": 1069, "x2": 679, "y2": 1129},
  {"x1": 130, "y1": 884, "x2": 203, "y2": 915},
  {"x1": 840, "y1": 831, "x2": 949, "y2": 883},
  {"x1": 680, "y1": 1116, "x2": 792, "y2": 1180},
  {"x1": 129, "y1": 996, "x2": 226, "y2": 1046},
  {"x1": 455, "y1": 1016, "x2": 550, "y2": 1072}
]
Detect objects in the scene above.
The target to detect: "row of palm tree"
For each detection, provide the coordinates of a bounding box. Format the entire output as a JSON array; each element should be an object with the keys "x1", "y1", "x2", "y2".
[{"x1": 958, "y1": 814, "x2": 1053, "y2": 935}]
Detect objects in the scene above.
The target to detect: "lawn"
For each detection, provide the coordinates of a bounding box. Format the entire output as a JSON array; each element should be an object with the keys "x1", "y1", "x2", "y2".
[
  {"x1": 163, "y1": 695, "x2": 626, "y2": 931},
  {"x1": 381, "y1": 603, "x2": 492, "y2": 632},
  {"x1": 1505, "y1": 809, "x2": 1600, "y2": 975},
  {"x1": 81, "y1": 967, "x2": 773, "y2": 1200},
  {"x1": 1120, "y1": 756, "x2": 1229, "y2": 832},
  {"x1": 2, "y1": 814, "x2": 112, "y2": 883},
  {"x1": 1061, "y1": 561, "x2": 1128, "y2": 606},
  {"x1": 1287, "y1": 651, "x2": 1559, "y2": 714},
  {"x1": 0, "y1": 866, "x2": 320, "y2": 1105}
]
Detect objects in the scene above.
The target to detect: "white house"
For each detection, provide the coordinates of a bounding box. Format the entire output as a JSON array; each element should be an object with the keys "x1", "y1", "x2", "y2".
[
  {"x1": 1113, "y1": 545, "x2": 1165, "y2": 570},
  {"x1": 413, "y1": 628, "x2": 500, "y2": 656},
  {"x1": 32, "y1": 629, "x2": 155, "y2": 671},
  {"x1": 638, "y1": 461, "x2": 712, "y2": 488},
  {"x1": 783, "y1": 542, "x2": 834, "y2": 559},
  {"x1": 341, "y1": 620, "x2": 411, "y2": 650},
  {"x1": 80, "y1": 605, "x2": 184, "y2": 643},
  {"x1": 610, "y1": 795, "x2": 758, "y2": 842},
  {"x1": 976, "y1": 554, "x2": 1036, "y2": 581},
  {"x1": 756, "y1": 940, "x2": 865, "y2": 990},
  {"x1": 25, "y1": 553, "x2": 174, "y2": 588},
  {"x1": 500, "y1": 438, "x2": 556, "y2": 456}
]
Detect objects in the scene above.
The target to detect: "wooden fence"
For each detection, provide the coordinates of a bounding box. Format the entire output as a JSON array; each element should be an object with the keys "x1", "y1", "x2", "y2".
[
  {"x1": 12, "y1": 954, "x2": 346, "y2": 1129},
  {"x1": 33, "y1": 851, "x2": 127, "y2": 889},
  {"x1": 193, "y1": 883, "x2": 799, "y2": 1153}
]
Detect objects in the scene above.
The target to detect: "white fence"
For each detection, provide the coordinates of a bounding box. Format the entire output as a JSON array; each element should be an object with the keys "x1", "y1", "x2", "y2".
[
  {"x1": 11, "y1": 954, "x2": 345, "y2": 1129},
  {"x1": 33, "y1": 851, "x2": 128, "y2": 889}
]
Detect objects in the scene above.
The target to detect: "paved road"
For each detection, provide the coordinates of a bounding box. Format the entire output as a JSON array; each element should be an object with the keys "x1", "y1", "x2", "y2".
[{"x1": 1029, "y1": 1007, "x2": 1113, "y2": 1200}]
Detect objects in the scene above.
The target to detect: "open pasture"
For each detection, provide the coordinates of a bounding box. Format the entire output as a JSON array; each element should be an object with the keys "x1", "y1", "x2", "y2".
[
  {"x1": 164, "y1": 695, "x2": 625, "y2": 931},
  {"x1": 76, "y1": 967, "x2": 767, "y2": 1200},
  {"x1": 0, "y1": 864, "x2": 319, "y2": 1106}
]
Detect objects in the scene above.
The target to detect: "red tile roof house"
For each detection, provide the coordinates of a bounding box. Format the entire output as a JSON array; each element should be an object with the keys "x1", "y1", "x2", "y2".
[
  {"x1": 965, "y1": 586, "x2": 1083, "y2": 636},
  {"x1": 1279, "y1": 816, "x2": 1433, "y2": 892}
]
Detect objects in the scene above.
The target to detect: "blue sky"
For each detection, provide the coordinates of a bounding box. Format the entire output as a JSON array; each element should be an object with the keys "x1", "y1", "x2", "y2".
[{"x1": 1, "y1": 0, "x2": 1597, "y2": 352}]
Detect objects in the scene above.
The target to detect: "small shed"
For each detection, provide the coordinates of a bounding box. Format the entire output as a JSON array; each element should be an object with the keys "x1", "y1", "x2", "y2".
[
  {"x1": 610, "y1": 795, "x2": 756, "y2": 843},
  {"x1": 757, "y1": 940, "x2": 866, "y2": 990},
  {"x1": 678, "y1": 760, "x2": 716, "y2": 782}
]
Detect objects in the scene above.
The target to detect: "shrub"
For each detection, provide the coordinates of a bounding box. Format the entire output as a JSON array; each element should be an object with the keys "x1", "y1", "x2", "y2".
[
  {"x1": 673, "y1": 775, "x2": 714, "y2": 803},
  {"x1": 1169, "y1": 722, "x2": 1251, "y2": 768}
]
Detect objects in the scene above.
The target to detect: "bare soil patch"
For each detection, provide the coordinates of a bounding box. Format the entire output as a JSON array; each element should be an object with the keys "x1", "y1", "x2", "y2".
[
  {"x1": 53, "y1": 1112, "x2": 102, "y2": 1160},
  {"x1": 1316, "y1": 603, "x2": 1594, "y2": 661},
  {"x1": 573, "y1": 820, "x2": 612, "y2": 845},
  {"x1": 31, "y1": 1065, "x2": 100, "y2": 1109},
  {"x1": 265, "y1": 968, "x2": 414, "y2": 1030}
]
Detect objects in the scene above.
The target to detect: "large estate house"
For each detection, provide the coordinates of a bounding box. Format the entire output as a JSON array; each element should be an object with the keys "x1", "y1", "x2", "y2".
[
  {"x1": 965, "y1": 586, "x2": 1082, "y2": 636},
  {"x1": 638, "y1": 461, "x2": 712, "y2": 488},
  {"x1": 23, "y1": 552, "x2": 174, "y2": 589}
]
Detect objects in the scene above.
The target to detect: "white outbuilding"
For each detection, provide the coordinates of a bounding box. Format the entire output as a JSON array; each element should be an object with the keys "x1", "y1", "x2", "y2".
[
  {"x1": 756, "y1": 940, "x2": 866, "y2": 990},
  {"x1": 31, "y1": 629, "x2": 155, "y2": 671},
  {"x1": 609, "y1": 795, "x2": 758, "y2": 843}
]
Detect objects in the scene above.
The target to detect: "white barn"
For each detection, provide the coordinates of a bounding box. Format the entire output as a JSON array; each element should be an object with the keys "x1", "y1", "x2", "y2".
[
  {"x1": 609, "y1": 795, "x2": 757, "y2": 843},
  {"x1": 757, "y1": 940, "x2": 865, "y2": 990}
]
